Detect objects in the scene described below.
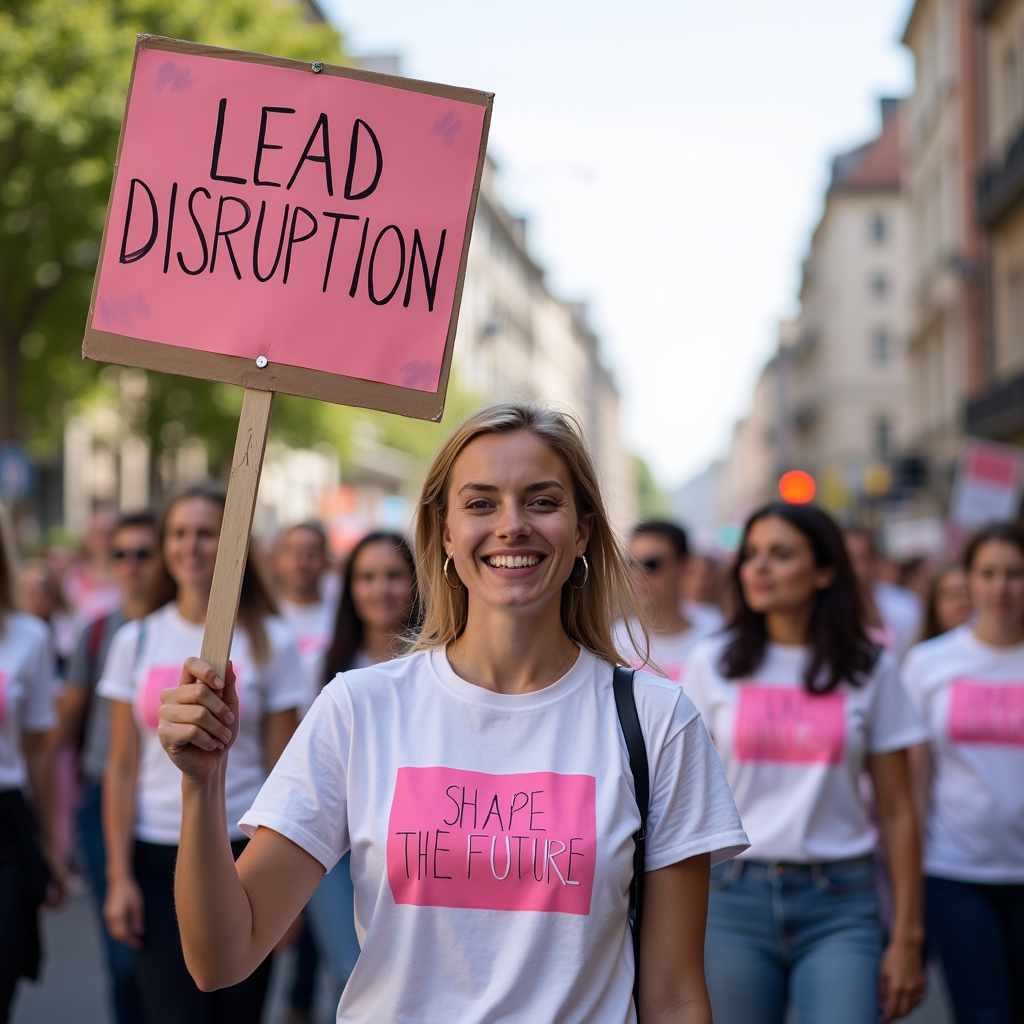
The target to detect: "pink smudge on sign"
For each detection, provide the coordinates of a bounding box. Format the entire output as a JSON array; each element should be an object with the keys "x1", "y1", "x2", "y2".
[
  {"x1": 386, "y1": 766, "x2": 596, "y2": 915},
  {"x1": 948, "y1": 680, "x2": 1024, "y2": 746},
  {"x1": 92, "y1": 49, "x2": 487, "y2": 392},
  {"x1": 735, "y1": 686, "x2": 846, "y2": 765}
]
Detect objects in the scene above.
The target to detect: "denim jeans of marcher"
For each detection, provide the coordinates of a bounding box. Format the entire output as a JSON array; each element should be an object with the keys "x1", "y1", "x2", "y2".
[
  {"x1": 304, "y1": 851, "x2": 361, "y2": 1015},
  {"x1": 705, "y1": 857, "x2": 884, "y2": 1024},
  {"x1": 77, "y1": 782, "x2": 148, "y2": 1024}
]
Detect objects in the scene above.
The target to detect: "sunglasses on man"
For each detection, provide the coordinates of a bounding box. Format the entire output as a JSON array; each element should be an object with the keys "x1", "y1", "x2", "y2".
[
  {"x1": 630, "y1": 556, "x2": 667, "y2": 573},
  {"x1": 112, "y1": 547, "x2": 154, "y2": 562}
]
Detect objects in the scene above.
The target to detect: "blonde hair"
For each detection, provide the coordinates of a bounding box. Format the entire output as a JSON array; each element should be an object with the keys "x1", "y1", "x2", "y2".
[{"x1": 410, "y1": 402, "x2": 649, "y2": 666}]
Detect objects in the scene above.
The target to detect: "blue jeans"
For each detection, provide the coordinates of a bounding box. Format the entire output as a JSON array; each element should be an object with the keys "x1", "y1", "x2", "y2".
[
  {"x1": 705, "y1": 857, "x2": 884, "y2": 1024},
  {"x1": 304, "y1": 851, "x2": 361, "y2": 1014},
  {"x1": 926, "y1": 875, "x2": 1024, "y2": 1024},
  {"x1": 77, "y1": 782, "x2": 148, "y2": 1024}
]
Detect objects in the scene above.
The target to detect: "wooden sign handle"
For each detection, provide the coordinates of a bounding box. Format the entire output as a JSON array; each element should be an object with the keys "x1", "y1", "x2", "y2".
[{"x1": 200, "y1": 388, "x2": 275, "y2": 679}]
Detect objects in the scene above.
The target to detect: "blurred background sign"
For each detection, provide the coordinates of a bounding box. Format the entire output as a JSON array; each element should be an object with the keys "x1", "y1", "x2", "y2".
[
  {"x1": 0, "y1": 443, "x2": 35, "y2": 503},
  {"x1": 949, "y1": 438, "x2": 1024, "y2": 528}
]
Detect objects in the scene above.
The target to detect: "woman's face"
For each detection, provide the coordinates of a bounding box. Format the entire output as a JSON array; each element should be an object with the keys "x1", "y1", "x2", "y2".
[
  {"x1": 443, "y1": 431, "x2": 591, "y2": 617},
  {"x1": 968, "y1": 540, "x2": 1024, "y2": 631},
  {"x1": 934, "y1": 567, "x2": 972, "y2": 634},
  {"x1": 19, "y1": 564, "x2": 56, "y2": 621},
  {"x1": 738, "y1": 515, "x2": 834, "y2": 618},
  {"x1": 349, "y1": 541, "x2": 414, "y2": 635},
  {"x1": 163, "y1": 497, "x2": 222, "y2": 593}
]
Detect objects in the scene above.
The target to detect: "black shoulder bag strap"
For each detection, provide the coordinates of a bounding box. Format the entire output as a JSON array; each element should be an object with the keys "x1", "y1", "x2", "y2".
[{"x1": 613, "y1": 665, "x2": 649, "y2": 1018}]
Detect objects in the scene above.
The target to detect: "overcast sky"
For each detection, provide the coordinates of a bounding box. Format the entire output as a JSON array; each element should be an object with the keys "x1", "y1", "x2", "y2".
[{"x1": 321, "y1": 0, "x2": 915, "y2": 489}]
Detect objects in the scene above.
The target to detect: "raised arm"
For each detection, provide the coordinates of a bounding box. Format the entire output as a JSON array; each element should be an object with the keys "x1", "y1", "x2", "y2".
[
  {"x1": 160, "y1": 659, "x2": 323, "y2": 990},
  {"x1": 639, "y1": 853, "x2": 712, "y2": 1024}
]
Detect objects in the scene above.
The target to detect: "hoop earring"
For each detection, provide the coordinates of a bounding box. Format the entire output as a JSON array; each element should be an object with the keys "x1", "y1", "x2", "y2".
[
  {"x1": 570, "y1": 553, "x2": 589, "y2": 590},
  {"x1": 443, "y1": 554, "x2": 462, "y2": 590}
]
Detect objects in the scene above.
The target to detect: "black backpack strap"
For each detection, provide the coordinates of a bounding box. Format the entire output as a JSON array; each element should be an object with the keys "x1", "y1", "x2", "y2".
[{"x1": 613, "y1": 665, "x2": 649, "y2": 1018}]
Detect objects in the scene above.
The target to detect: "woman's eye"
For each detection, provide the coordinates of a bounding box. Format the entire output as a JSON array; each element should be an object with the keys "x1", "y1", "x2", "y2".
[{"x1": 465, "y1": 499, "x2": 491, "y2": 510}]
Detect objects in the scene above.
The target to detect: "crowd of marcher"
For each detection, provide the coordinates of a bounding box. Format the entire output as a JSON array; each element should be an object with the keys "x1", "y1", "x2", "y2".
[{"x1": 0, "y1": 400, "x2": 1021, "y2": 1024}]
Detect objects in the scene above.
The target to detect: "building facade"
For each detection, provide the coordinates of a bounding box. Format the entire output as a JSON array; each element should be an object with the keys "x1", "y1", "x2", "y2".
[{"x1": 902, "y1": 0, "x2": 984, "y2": 513}]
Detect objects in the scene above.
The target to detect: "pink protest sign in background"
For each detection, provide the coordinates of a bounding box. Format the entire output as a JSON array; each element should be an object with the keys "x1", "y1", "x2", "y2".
[{"x1": 85, "y1": 37, "x2": 492, "y2": 420}]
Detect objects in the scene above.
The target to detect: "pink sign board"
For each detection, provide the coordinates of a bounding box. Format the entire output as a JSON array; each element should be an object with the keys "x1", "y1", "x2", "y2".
[{"x1": 85, "y1": 37, "x2": 492, "y2": 421}]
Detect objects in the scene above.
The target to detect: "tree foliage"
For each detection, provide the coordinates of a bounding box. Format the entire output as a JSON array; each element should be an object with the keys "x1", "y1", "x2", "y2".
[{"x1": 0, "y1": 0, "x2": 344, "y2": 461}]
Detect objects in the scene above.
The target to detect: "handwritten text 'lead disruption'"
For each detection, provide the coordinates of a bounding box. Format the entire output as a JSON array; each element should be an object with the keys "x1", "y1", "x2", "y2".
[
  {"x1": 385, "y1": 767, "x2": 597, "y2": 915},
  {"x1": 116, "y1": 101, "x2": 447, "y2": 307}
]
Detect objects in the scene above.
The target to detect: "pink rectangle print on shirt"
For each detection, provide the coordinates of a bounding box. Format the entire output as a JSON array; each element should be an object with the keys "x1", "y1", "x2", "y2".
[
  {"x1": 386, "y1": 767, "x2": 596, "y2": 915},
  {"x1": 948, "y1": 679, "x2": 1024, "y2": 746},
  {"x1": 735, "y1": 686, "x2": 846, "y2": 765}
]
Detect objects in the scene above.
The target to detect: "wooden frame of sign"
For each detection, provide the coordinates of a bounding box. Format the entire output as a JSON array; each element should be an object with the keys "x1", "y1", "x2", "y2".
[{"x1": 83, "y1": 36, "x2": 493, "y2": 675}]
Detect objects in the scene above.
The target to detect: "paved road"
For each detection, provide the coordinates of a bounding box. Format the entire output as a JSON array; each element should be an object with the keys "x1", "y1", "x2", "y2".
[{"x1": 12, "y1": 883, "x2": 954, "y2": 1024}]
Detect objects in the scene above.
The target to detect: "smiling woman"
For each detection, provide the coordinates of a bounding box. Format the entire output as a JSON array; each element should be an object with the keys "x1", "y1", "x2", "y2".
[{"x1": 158, "y1": 401, "x2": 748, "y2": 1024}]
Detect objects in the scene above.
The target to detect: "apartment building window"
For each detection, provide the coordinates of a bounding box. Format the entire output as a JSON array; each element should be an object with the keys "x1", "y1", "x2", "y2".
[
  {"x1": 870, "y1": 213, "x2": 888, "y2": 244},
  {"x1": 872, "y1": 327, "x2": 890, "y2": 363},
  {"x1": 874, "y1": 416, "x2": 892, "y2": 461},
  {"x1": 871, "y1": 272, "x2": 889, "y2": 300}
]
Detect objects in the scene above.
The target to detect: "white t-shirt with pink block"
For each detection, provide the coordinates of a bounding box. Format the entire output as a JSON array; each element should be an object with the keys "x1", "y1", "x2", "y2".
[
  {"x1": 902, "y1": 625, "x2": 1024, "y2": 883},
  {"x1": 0, "y1": 613, "x2": 57, "y2": 790},
  {"x1": 686, "y1": 636, "x2": 926, "y2": 863},
  {"x1": 614, "y1": 617, "x2": 719, "y2": 685},
  {"x1": 97, "y1": 603, "x2": 305, "y2": 845},
  {"x1": 279, "y1": 598, "x2": 336, "y2": 716},
  {"x1": 240, "y1": 646, "x2": 748, "y2": 1024}
]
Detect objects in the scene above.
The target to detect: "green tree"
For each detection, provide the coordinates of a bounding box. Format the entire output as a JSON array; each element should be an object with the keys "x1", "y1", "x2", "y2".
[
  {"x1": 633, "y1": 453, "x2": 671, "y2": 520},
  {"x1": 0, "y1": 0, "x2": 343, "y2": 458}
]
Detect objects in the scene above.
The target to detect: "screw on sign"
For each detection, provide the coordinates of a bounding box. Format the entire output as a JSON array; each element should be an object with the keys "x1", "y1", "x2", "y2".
[
  {"x1": 778, "y1": 470, "x2": 816, "y2": 505},
  {"x1": 0, "y1": 444, "x2": 35, "y2": 502},
  {"x1": 82, "y1": 36, "x2": 492, "y2": 677}
]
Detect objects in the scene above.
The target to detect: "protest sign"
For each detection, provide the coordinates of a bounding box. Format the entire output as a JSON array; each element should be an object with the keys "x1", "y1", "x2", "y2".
[
  {"x1": 84, "y1": 36, "x2": 492, "y2": 673},
  {"x1": 949, "y1": 437, "x2": 1024, "y2": 529}
]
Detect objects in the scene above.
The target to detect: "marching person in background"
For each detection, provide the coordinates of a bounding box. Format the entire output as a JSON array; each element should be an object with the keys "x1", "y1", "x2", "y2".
[
  {"x1": 616, "y1": 521, "x2": 717, "y2": 683},
  {"x1": 845, "y1": 527, "x2": 922, "y2": 661},
  {"x1": 99, "y1": 482, "x2": 304, "y2": 1024},
  {"x1": 274, "y1": 521, "x2": 335, "y2": 716},
  {"x1": 682, "y1": 550, "x2": 727, "y2": 631},
  {"x1": 902, "y1": 522, "x2": 1024, "y2": 1024},
  {"x1": 688, "y1": 503, "x2": 927, "y2": 1024},
  {"x1": 303, "y1": 530, "x2": 419, "y2": 1012},
  {"x1": 58, "y1": 509, "x2": 157, "y2": 1024},
  {"x1": 20, "y1": 557, "x2": 76, "y2": 677},
  {"x1": 156, "y1": 402, "x2": 747, "y2": 1023},
  {"x1": 918, "y1": 563, "x2": 973, "y2": 643},
  {"x1": 0, "y1": 503, "x2": 63, "y2": 1022},
  {"x1": 63, "y1": 504, "x2": 122, "y2": 627}
]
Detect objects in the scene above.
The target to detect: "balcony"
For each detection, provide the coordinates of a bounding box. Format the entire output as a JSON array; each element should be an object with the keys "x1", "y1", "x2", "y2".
[
  {"x1": 978, "y1": 121, "x2": 1024, "y2": 226},
  {"x1": 965, "y1": 370, "x2": 1024, "y2": 438}
]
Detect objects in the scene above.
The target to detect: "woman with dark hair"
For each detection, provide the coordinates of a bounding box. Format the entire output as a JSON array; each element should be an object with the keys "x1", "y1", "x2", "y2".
[
  {"x1": 98, "y1": 482, "x2": 305, "y2": 1024},
  {"x1": 902, "y1": 522, "x2": 1024, "y2": 1024},
  {"x1": 918, "y1": 563, "x2": 972, "y2": 643},
  {"x1": 304, "y1": 531, "x2": 419, "y2": 1011},
  {"x1": 687, "y1": 503, "x2": 927, "y2": 1024}
]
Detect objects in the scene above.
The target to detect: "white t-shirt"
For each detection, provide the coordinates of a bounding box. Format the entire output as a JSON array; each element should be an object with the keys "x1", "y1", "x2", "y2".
[
  {"x1": 873, "y1": 582, "x2": 922, "y2": 662},
  {"x1": 0, "y1": 614, "x2": 57, "y2": 790},
  {"x1": 98, "y1": 603, "x2": 305, "y2": 844},
  {"x1": 683, "y1": 601, "x2": 726, "y2": 634},
  {"x1": 241, "y1": 646, "x2": 748, "y2": 1024},
  {"x1": 279, "y1": 598, "x2": 335, "y2": 716},
  {"x1": 614, "y1": 617, "x2": 717, "y2": 684},
  {"x1": 686, "y1": 636, "x2": 926, "y2": 863},
  {"x1": 902, "y1": 625, "x2": 1024, "y2": 883}
]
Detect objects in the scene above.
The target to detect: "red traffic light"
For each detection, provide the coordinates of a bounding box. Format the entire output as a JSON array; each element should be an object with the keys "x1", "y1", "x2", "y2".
[{"x1": 779, "y1": 470, "x2": 816, "y2": 504}]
